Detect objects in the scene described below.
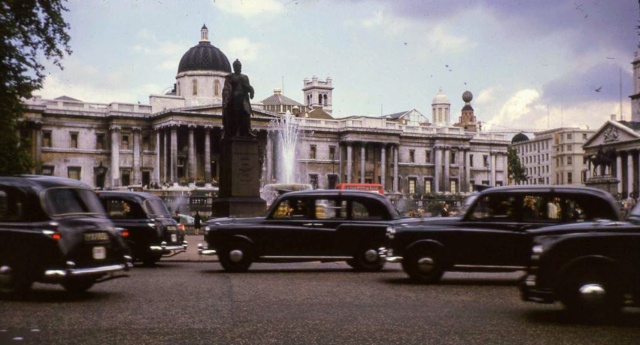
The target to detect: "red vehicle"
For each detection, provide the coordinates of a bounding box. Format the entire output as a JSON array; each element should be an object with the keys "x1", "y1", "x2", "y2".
[{"x1": 335, "y1": 183, "x2": 384, "y2": 194}]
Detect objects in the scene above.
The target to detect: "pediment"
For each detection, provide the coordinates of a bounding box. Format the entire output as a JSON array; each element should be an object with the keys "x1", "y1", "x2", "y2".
[{"x1": 584, "y1": 121, "x2": 640, "y2": 149}]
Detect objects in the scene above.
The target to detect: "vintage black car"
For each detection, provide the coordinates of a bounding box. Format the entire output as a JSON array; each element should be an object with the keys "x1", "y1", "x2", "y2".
[
  {"x1": 98, "y1": 191, "x2": 187, "y2": 265},
  {"x1": 200, "y1": 190, "x2": 421, "y2": 272},
  {"x1": 381, "y1": 185, "x2": 622, "y2": 283},
  {"x1": 0, "y1": 175, "x2": 132, "y2": 294},
  {"x1": 521, "y1": 211, "x2": 640, "y2": 316}
]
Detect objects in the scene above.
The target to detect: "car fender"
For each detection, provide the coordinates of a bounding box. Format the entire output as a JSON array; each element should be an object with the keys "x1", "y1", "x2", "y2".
[{"x1": 556, "y1": 255, "x2": 625, "y2": 289}]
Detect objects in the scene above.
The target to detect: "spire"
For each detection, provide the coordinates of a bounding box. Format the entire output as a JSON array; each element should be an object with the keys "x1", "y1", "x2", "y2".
[{"x1": 200, "y1": 24, "x2": 209, "y2": 42}]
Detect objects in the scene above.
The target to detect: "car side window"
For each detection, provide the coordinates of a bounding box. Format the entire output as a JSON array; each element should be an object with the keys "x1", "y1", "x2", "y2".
[
  {"x1": 314, "y1": 199, "x2": 346, "y2": 220},
  {"x1": 0, "y1": 188, "x2": 24, "y2": 221},
  {"x1": 271, "y1": 198, "x2": 309, "y2": 219},
  {"x1": 104, "y1": 198, "x2": 142, "y2": 219},
  {"x1": 469, "y1": 194, "x2": 516, "y2": 221},
  {"x1": 522, "y1": 195, "x2": 544, "y2": 221}
]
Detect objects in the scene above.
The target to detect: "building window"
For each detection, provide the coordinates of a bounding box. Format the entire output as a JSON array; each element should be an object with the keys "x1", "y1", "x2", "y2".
[
  {"x1": 470, "y1": 154, "x2": 474, "y2": 167},
  {"x1": 214, "y1": 80, "x2": 220, "y2": 96},
  {"x1": 409, "y1": 150, "x2": 415, "y2": 163},
  {"x1": 450, "y1": 180, "x2": 457, "y2": 194},
  {"x1": 70, "y1": 132, "x2": 78, "y2": 149},
  {"x1": 192, "y1": 79, "x2": 198, "y2": 95},
  {"x1": 425, "y1": 150, "x2": 431, "y2": 163},
  {"x1": 41, "y1": 166, "x2": 54, "y2": 176},
  {"x1": 450, "y1": 151, "x2": 456, "y2": 164},
  {"x1": 567, "y1": 133, "x2": 572, "y2": 140},
  {"x1": 568, "y1": 172, "x2": 573, "y2": 184},
  {"x1": 567, "y1": 157, "x2": 572, "y2": 165},
  {"x1": 309, "y1": 145, "x2": 316, "y2": 159},
  {"x1": 329, "y1": 146, "x2": 336, "y2": 160},
  {"x1": 68, "y1": 167, "x2": 81, "y2": 180},
  {"x1": 120, "y1": 169, "x2": 130, "y2": 186},
  {"x1": 96, "y1": 133, "x2": 105, "y2": 150},
  {"x1": 142, "y1": 135, "x2": 150, "y2": 151},
  {"x1": 408, "y1": 177, "x2": 417, "y2": 195},
  {"x1": 424, "y1": 178, "x2": 432, "y2": 194},
  {"x1": 483, "y1": 155, "x2": 489, "y2": 167},
  {"x1": 583, "y1": 133, "x2": 588, "y2": 140},
  {"x1": 43, "y1": 131, "x2": 52, "y2": 148},
  {"x1": 121, "y1": 134, "x2": 130, "y2": 150},
  {"x1": 309, "y1": 174, "x2": 318, "y2": 189},
  {"x1": 567, "y1": 144, "x2": 572, "y2": 151}
]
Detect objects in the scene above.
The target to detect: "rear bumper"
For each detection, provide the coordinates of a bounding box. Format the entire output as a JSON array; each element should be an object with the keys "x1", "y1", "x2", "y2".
[
  {"x1": 197, "y1": 243, "x2": 217, "y2": 256},
  {"x1": 44, "y1": 256, "x2": 133, "y2": 279},
  {"x1": 519, "y1": 274, "x2": 556, "y2": 303},
  {"x1": 150, "y1": 241, "x2": 188, "y2": 257}
]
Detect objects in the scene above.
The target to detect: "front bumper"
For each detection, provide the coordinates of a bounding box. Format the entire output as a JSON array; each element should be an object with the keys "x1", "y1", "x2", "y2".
[
  {"x1": 519, "y1": 274, "x2": 556, "y2": 303},
  {"x1": 378, "y1": 247, "x2": 403, "y2": 263},
  {"x1": 44, "y1": 256, "x2": 133, "y2": 280},
  {"x1": 150, "y1": 241, "x2": 188, "y2": 257},
  {"x1": 197, "y1": 243, "x2": 217, "y2": 256}
]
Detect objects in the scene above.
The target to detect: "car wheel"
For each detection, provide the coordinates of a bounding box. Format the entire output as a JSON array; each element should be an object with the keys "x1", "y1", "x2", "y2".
[
  {"x1": 350, "y1": 247, "x2": 385, "y2": 272},
  {"x1": 0, "y1": 264, "x2": 32, "y2": 295},
  {"x1": 402, "y1": 247, "x2": 444, "y2": 284},
  {"x1": 218, "y1": 241, "x2": 254, "y2": 273},
  {"x1": 61, "y1": 278, "x2": 96, "y2": 293},
  {"x1": 559, "y1": 263, "x2": 622, "y2": 318}
]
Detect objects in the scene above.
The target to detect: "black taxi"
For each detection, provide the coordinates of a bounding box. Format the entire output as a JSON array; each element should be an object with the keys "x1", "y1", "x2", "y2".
[
  {"x1": 97, "y1": 191, "x2": 187, "y2": 265},
  {"x1": 0, "y1": 175, "x2": 131, "y2": 294}
]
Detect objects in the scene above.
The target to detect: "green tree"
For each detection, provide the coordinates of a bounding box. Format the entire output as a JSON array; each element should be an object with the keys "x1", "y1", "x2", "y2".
[
  {"x1": 0, "y1": 0, "x2": 71, "y2": 174},
  {"x1": 507, "y1": 147, "x2": 527, "y2": 185}
]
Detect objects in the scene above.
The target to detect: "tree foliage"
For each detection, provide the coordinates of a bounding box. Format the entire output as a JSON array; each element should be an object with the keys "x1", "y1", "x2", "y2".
[
  {"x1": 0, "y1": 0, "x2": 71, "y2": 174},
  {"x1": 507, "y1": 146, "x2": 528, "y2": 184}
]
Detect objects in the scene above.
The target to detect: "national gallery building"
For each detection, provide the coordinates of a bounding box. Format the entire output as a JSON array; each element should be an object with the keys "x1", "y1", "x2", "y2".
[{"x1": 20, "y1": 25, "x2": 509, "y2": 196}]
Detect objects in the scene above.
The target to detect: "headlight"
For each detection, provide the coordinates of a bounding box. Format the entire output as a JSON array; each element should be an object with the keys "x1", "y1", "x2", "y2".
[
  {"x1": 386, "y1": 226, "x2": 396, "y2": 239},
  {"x1": 531, "y1": 244, "x2": 544, "y2": 261}
]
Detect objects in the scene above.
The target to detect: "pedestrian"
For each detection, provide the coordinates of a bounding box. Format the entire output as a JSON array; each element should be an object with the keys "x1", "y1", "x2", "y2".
[
  {"x1": 194, "y1": 211, "x2": 201, "y2": 235},
  {"x1": 440, "y1": 202, "x2": 451, "y2": 217}
]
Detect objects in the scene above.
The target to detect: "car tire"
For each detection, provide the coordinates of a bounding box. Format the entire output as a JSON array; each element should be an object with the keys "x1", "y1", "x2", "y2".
[
  {"x1": 218, "y1": 241, "x2": 254, "y2": 273},
  {"x1": 0, "y1": 264, "x2": 32, "y2": 295},
  {"x1": 61, "y1": 278, "x2": 96, "y2": 293},
  {"x1": 141, "y1": 254, "x2": 161, "y2": 267},
  {"x1": 559, "y1": 263, "x2": 622, "y2": 318},
  {"x1": 349, "y1": 247, "x2": 385, "y2": 272},
  {"x1": 402, "y1": 247, "x2": 444, "y2": 284}
]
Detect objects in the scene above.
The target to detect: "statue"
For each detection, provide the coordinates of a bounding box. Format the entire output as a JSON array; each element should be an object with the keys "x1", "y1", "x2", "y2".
[
  {"x1": 222, "y1": 59, "x2": 255, "y2": 138},
  {"x1": 590, "y1": 146, "x2": 616, "y2": 176}
]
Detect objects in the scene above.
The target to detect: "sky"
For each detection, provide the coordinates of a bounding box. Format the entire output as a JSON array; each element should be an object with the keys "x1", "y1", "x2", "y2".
[{"x1": 37, "y1": 0, "x2": 640, "y2": 133}]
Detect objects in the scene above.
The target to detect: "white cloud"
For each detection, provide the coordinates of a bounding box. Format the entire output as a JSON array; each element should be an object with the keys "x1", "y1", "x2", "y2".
[
  {"x1": 483, "y1": 89, "x2": 540, "y2": 130},
  {"x1": 212, "y1": 0, "x2": 283, "y2": 18},
  {"x1": 223, "y1": 37, "x2": 262, "y2": 63},
  {"x1": 425, "y1": 25, "x2": 470, "y2": 54},
  {"x1": 359, "y1": 9, "x2": 410, "y2": 35},
  {"x1": 133, "y1": 29, "x2": 184, "y2": 71}
]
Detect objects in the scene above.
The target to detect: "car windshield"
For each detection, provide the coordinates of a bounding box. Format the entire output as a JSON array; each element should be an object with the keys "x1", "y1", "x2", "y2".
[
  {"x1": 44, "y1": 187, "x2": 106, "y2": 216},
  {"x1": 143, "y1": 199, "x2": 172, "y2": 217},
  {"x1": 628, "y1": 201, "x2": 640, "y2": 221}
]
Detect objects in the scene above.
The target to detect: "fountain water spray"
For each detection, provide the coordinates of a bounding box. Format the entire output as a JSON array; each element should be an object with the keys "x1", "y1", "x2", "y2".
[{"x1": 273, "y1": 111, "x2": 300, "y2": 184}]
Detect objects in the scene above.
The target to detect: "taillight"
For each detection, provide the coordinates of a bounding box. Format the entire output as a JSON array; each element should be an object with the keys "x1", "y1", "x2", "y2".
[
  {"x1": 178, "y1": 224, "x2": 185, "y2": 231},
  {"x1": 42, "y1": 230, "x2": 62, "y2": 240},
  {"x1": 120, "y1": 229, "x2": 130, "y2": 238}
]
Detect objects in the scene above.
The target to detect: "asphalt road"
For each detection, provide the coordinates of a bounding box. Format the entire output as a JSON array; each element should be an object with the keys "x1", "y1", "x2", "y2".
[{"x1": 1, "y1": 256, "x2": 640, "y2": 344}]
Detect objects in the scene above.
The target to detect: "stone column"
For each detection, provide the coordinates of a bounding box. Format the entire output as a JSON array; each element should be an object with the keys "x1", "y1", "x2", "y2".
[
  {"x1": 443, "y1": 147, "x2": 450, "y2": 192},
  {"x1": 34, "y1": 124, "x2": 42, "y2": 174},
  {"x1": 627, "y1": 152, "x2": 633, "y2": 195},
  {"x1": 133, "y1": 127, "x2": 141, "y2": 185},
  {"x1": 171, "y1": 126, "x2": 178, "y2": 183},
  {"x1": 188, "y1": 126, "x2": 196, "y2": 181},
  {"x1": 205, "y1": 128, "x2": 212, "y2": 183},
  {"x1": 381, "y1": 145, "x2": 386, "y2": 191},
  {"x1": 110, "y1": 126, "x2": 120, "y2": 187},
  {"x1": 462, "y1": 149, "x2": 469, "y2": 192},
  {"x1": 491, "y1": 154, "x2": 497, "y2": 186},
  {"x1": 360, "y1": 144, "x2": 366, "y2": 183},
  {"x1": 616, "y1": 153, "x2": 623, "y2": 195},
  {"x1": 393, "y1": 145, "x2": 399, "y2": 193},
  {"x1": 155, "y1": 130, "x2": 161, "y2": 184},
  {"x1": 338, "y1": 144, "x2": 343, "y2": 184},
  {"x1": 163, "y1": 129, "x2": 169, "y2": 183},
  {"x1": 346, "y1": 143, "x2": 353, "y2": 183},
  {"x1": 434, "y1": 147, "x2": 440, "y2": 193}
]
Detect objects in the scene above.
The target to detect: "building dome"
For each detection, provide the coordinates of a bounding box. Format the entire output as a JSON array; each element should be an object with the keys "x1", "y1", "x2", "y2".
[
  {"x1": 511, "y1": 132, "x2": 530, "y2": 143},
  {"x1": 432, "y1": 89, "x2": 450, "y2": 105},
  {"x1": 177, "y1": 25, "x2": 231, "y2": 74}
]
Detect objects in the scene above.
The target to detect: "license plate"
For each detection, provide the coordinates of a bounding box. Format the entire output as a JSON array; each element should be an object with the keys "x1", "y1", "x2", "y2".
[
  {"x1": 92, "y1": 246, "x2": 106, "y2": 260},
  {"x1": 171, "y1": 234, "x2": 177, "y2": 243}
]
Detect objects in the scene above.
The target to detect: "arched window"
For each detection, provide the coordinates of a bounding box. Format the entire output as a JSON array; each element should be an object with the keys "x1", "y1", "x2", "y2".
[
  {"x1": 192, "y1": 80, "x2": 198, "y2": 96},
  {"x1": 323, "y1": 94, "x2": 327, "y2": 106},
  {"x1": 177, "y1": 82, "x2": 180, "y2": 96},
  {"x1": 214, "y1": 80, "x2": 220, "y2": 96},
  {"x1": 318, "y1": 94, "x2": 322, "y2": 105}
]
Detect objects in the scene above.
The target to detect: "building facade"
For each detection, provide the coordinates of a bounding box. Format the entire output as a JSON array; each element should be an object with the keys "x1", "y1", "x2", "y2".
[{"x1": 20, "y1": 25, "x2": 509, "y2": 196}]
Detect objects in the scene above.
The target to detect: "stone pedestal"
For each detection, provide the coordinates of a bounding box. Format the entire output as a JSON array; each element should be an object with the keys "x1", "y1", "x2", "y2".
[
  {"x1": 212, "y1": 137, "x2": 266, "y2": 217},
  {"x1": 585, "y1": 176, "x2": 619, "y2": 196}
]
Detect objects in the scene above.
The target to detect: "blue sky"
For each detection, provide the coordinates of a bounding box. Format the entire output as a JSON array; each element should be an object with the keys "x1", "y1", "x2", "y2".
[{"x1": 38, "y1": 0, "x2": 640, "y2": 132}]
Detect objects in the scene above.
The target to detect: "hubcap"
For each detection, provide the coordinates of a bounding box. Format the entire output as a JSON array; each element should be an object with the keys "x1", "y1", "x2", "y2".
[
  {"x1": 0, "y1": 265, "x2": 12, "y2": 290},
  {"x1": 417, "y1": 257, "x2": 435, "y2": 273},
  {"x1": 229, "y1": 249, "x2": 244, "y2": 263},
  {"x1": 579, "y1": 283, "x2": 606, "y2": 304},
  {"x1": 364, "y1": 249, "x2": 378, "y2": 263}
]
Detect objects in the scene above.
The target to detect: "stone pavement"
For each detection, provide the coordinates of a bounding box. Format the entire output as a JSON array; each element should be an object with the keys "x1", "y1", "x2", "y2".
[{"x1": 162, "y1": 235, "x2": 218, "y2": 262}]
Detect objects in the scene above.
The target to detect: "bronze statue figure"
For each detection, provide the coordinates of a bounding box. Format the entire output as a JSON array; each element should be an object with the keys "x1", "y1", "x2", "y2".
[{"x1": 222, "y1": 59, "x2": 255, "y2": 138}]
